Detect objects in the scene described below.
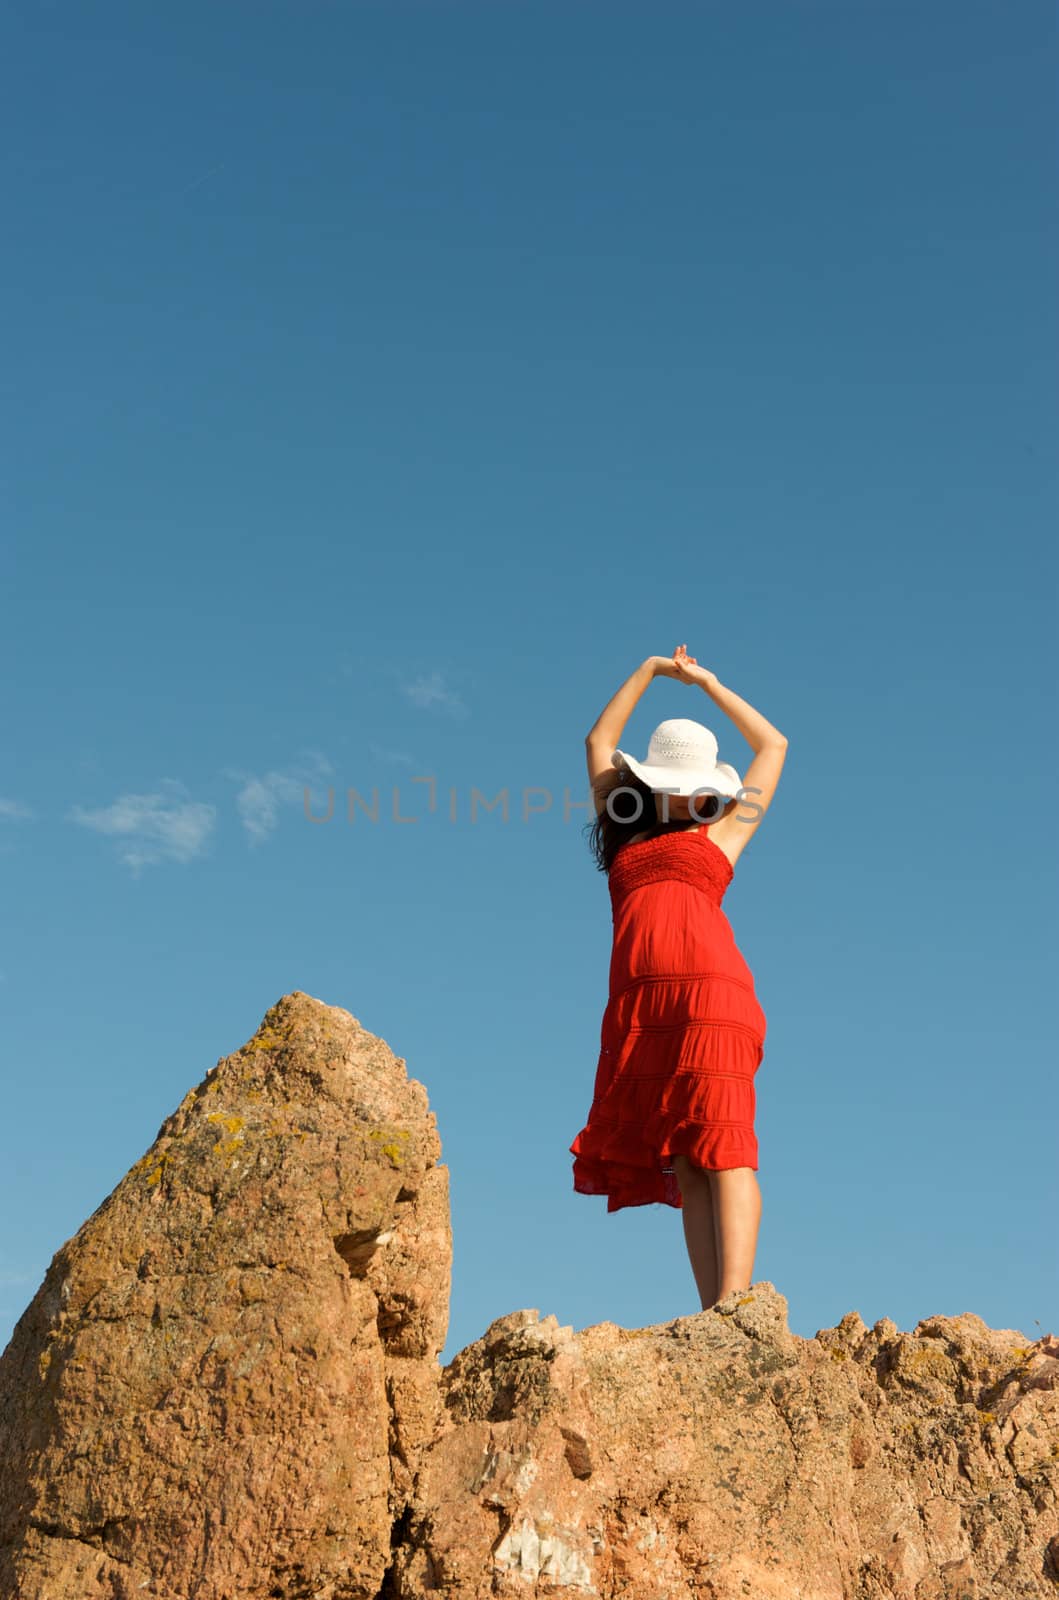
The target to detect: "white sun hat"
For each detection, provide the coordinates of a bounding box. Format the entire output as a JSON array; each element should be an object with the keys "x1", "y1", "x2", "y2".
[{"x1": 612, "y1": 718, "x2": 742, "y2": 799}]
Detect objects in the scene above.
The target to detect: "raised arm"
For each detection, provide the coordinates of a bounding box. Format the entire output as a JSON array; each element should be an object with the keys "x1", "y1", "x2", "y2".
[
  {"x1": 694, "y1": 672, "x2": 786, "y2": 753},
  {"x1": 670, "y1": 645, "x2": 788, "y2": 858},
  {"x1": 585, "y1": 656, "x2": 678, "y2": 798}
]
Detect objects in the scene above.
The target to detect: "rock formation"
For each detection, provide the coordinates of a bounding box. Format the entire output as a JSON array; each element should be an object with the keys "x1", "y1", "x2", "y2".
[
  {"x1": 1, "y1": 992, "x2": 1056, "y2": 1599},
  {"x1": 0, "y1": 992, "x2": 450, "y2": 1599},
  {"x1": 408, "y1": 1302, "x2": 1058, "y2": 1598}
]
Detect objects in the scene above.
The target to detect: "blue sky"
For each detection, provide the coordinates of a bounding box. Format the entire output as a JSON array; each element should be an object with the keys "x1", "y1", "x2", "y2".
[{"x1": 3, "y1": 1, "x2": 1056, "y2": 1365}]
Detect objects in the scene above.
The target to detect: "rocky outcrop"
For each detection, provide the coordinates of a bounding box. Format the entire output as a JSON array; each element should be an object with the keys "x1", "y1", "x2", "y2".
[
  {"x1": 0, "y1": 992, "x2": 451, "y2": 1600},
  {"x1": 1, "y1": 992, "x2": 1056, "y2": 1599},
  {"x1": 397, "y1": 1300, "x2": 1058, "y2": 1599}
]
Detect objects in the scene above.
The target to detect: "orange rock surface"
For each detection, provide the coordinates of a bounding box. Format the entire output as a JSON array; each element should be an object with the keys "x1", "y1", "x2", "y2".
[{"x1": 1, "y1": 992, "x2": 1055, "y2": 1598}]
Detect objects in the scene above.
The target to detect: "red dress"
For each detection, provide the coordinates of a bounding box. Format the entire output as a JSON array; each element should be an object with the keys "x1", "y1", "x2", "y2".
[{"x1": 569, "y1": 824, "x2": 767, "y2": 1212}]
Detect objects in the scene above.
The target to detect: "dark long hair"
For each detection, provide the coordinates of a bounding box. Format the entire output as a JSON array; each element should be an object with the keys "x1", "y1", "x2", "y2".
[{"x1": 584, "y1": 764, "x2": 730, "y2": 875}]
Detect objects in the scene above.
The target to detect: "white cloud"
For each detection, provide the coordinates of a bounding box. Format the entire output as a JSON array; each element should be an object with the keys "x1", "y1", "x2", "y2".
[
  {"x1": 67, "y1": 779, "x2": 216, "y2": 873},
  {"x1": 222, "y1": 751, "x2": 334, "y2": 846},
  {"x1": 367, "y1": 742, "x2": 416, "y2": 766},
  {"x1": 0, "y1": 798, "x2": 34, "y2": 821},
  {"x1": 403, "y1": 671, "x2": 467, "y2": 717},
  {"x1": 234, "y1": 772, "x2": 303, "y2": 843}
]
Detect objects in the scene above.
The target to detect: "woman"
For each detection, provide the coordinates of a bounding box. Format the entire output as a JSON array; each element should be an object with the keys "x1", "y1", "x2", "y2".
[{"x1": 569, "y1": 644, "x2": 788, "y2": 1312}]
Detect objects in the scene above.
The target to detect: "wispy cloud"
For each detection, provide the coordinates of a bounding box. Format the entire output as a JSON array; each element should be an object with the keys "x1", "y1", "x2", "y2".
[
  {"x1": 0, "y1": 798, "x2": 34, "y2": 821},
  {"x1": 367, "y1": 742, "x2": 416, "y2": 766},
  {"x1": 222, "y1": 751, "x2": 334, "y2": 846},
  {"x1": 403, "y1": 670, "x2": 467, "y2": 717},
  {"x1": 180, "y1": 160, "x2": 226, "y2": 196},
  {"x1": 67, "y1": 779, "x2": 216, "y2": 873}
]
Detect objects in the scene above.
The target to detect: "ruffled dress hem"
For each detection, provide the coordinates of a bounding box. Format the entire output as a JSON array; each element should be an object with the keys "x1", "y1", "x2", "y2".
[{"x1": 571, "y1": 1118, "x2": 758, "y2": 1212}]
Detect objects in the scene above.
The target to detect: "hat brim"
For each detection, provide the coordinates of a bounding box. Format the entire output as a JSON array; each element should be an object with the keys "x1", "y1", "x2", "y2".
[{"x1": 612, "y1": 750, "x2": 742, "y2": 799}]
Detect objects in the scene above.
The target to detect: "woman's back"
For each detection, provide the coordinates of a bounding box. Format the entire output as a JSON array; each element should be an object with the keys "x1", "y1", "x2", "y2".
[{"x1": 570, "y1": 821, "x2": 767, "y2": 1211}]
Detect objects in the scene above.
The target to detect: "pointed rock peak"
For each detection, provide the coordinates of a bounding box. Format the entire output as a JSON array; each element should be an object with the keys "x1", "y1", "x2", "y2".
[{"x1": 0, "y1": 993, "x2": 451, "y2": 1600}]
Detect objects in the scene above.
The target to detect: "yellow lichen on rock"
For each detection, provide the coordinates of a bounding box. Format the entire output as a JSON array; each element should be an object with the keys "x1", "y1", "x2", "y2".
[
  {"x1": 367, "y1": 1127, "x2": 411, "y2": 1168},
  {"x1": 146, "y1": 1153, "x2": 171, "y2": 1187},
  {"x1": 130, "y1": 1149, "x2": 171, "y2": 1187},
  {"x1": 243, "y1": 1025, "x2": 288, "y2": 1054},
  {"x1": 206, "y1": 1113, "x2": 245, "y2": 1135}
]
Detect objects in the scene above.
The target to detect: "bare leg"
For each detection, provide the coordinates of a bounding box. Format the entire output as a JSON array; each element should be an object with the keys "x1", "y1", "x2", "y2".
[
  {"x1": 670, "y1": 1154, "x2": 719, "y2": 1310},
  {"x1": 710, "y1": 1167, "x2": 762, "y2": 1297}
]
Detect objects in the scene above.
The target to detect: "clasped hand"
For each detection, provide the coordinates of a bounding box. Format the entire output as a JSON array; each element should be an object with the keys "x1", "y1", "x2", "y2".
[{"x1": 649, "y1": 644, "x2": 716, "y2": 690}]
